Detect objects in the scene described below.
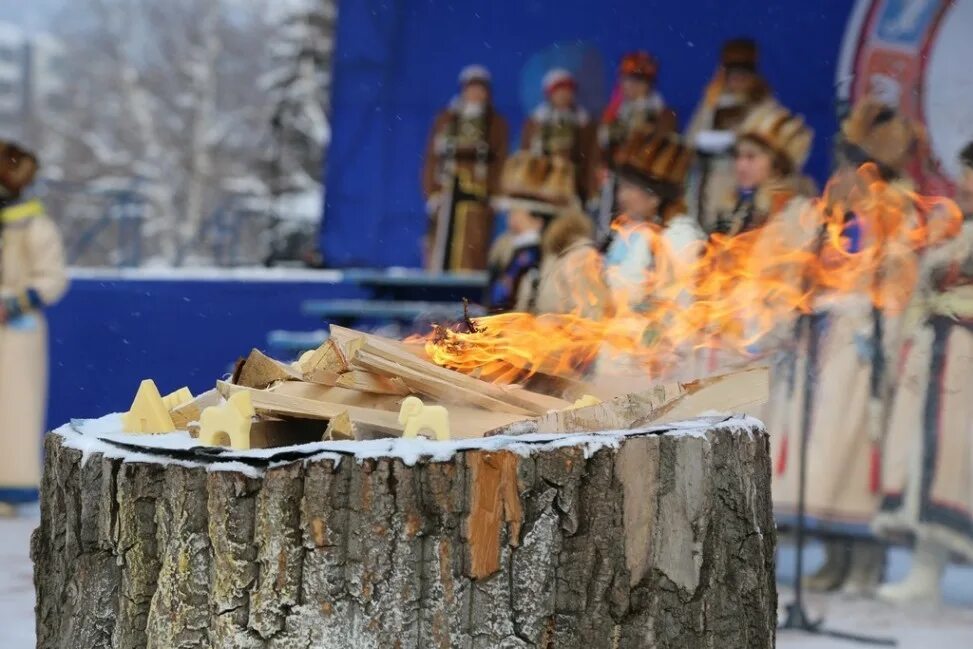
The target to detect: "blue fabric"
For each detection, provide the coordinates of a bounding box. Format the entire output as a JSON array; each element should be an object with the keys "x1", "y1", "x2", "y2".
[
  {"x1": 488, "y1": 244, "x2": 541, "y2": 311},
  {"x1": 322, "y1": 1, "x2": 852, "y2": 268},
  {"x1": 0, "y1": 487, "x2": 39, "y2": 504},
  {"x1": 44, "y1": 277, "x2": 368, "y2": 432}
]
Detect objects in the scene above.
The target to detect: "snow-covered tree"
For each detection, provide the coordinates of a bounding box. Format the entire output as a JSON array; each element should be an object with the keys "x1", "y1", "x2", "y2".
[
  {"x1": 39, "y1": 0, "x2": 289, "y2": 265},
  {"x1": 261, "y1": 0, "x2": 335, "y2": 199}
]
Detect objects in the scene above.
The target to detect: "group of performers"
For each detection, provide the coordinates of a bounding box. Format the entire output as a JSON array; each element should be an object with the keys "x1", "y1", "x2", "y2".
[{"x1": 422, "y1": 38, "x2": 973, "y2": 604}]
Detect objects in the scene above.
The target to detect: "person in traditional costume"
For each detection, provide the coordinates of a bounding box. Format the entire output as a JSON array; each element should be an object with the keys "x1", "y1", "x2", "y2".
[
  {"x1": 695, "y1": 103, "x2": 813, "y2": 378},
  {"x1": 486, "y1": 153, "x2": 578, "y2": 313},
  {"x1": 533, "y1": 208, "x2": 613, "y2": 320},
  {"x1": 605, "y1": 131, "x2": 702, "y2": 310},
  {"x1": 520, "y1": 69, "x2": 598, "y2": 206},
  {"x1": 594, "y1": 132, "x2": 703, "y2": 385},
  {"x1": 595, "y1": 52, "x2": 678, "y2": 233},
  {"x1": 686, "y1": 38, "x2": 776, "y2": 232},
  {"x1": 772, "y1": 99, "x2": 926, "y2": 596},
  {"x1": 422, "y1": 65, "x2": 509, "y2": 271},
  {"x1": 873, "y1": 142, "x2": 973, "y2": 603},
  {"x1": 0, "y1": 141, "x2": 68, "y2": 517}
]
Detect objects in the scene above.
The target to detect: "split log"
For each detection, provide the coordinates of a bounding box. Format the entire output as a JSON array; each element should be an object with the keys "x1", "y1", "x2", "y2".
[
  {"x1": 220, "y1": 381, "x2": 527, "y2": 440},
  {"x1": 33, "y1": 417, "x2": 776, "y2": 649},
  {"x1": 331, "y1": 326, "x2": 571, "y2": 415},
  {"x1": 489, "y1": 367, "x2": 769, "y2": 436},
  {"x1": 169, "y1": 388, "x2": 221, "y2": 429},
  {"x1": 236, "y1": 349, "x2": 304, "y2": 389}
]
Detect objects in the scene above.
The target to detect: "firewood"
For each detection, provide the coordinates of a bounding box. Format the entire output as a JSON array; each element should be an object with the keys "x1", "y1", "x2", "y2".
[
  {"x1": 249, "y1": 418, "x2": 328, "y2": 448},
  {"x1": 487, "y1": 366, "x2": 769, "y2": 436},
  {"x1": 334, "y1": 369, "x2": 411, "y2": 396},
  {"x1": 268, "y1": 380, "x2": 403, "y2": 411},
  {"x1": 169, "y1": 388, "x2": 221, "y2": 429},
  {"x1": 218, "y1": 381, "x2": 526, "y2": 440},
  {"x1": 299, "y1": 339, "x2": 350, "y2": 380},
  {"x1": 218, "y1": 381, "x2": 401, "y2": 433},
  {"x1": 236, "y1": 349, "x2": 303, "y2": 389},
  {"x1": 331, "y1": 326, "x2": 572, "y2": 415}
]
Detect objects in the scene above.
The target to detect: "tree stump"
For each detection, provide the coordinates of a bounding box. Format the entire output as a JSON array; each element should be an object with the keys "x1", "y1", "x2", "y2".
[{"x1": 32, "y1": 417, "x2": 776, "y2": 649}]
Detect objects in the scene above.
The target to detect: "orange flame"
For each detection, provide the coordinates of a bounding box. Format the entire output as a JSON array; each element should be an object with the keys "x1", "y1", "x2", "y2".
[{"x1": 424, "y1": 164, "x2": 961, "y2": 383}]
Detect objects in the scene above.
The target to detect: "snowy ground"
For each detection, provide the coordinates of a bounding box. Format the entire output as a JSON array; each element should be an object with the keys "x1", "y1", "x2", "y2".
[{"x1": 2, "y1": 513, "x2": 971, "y2": 648}]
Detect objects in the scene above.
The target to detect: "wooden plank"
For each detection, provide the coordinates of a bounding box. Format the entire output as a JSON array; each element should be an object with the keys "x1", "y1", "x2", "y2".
[
  {"x1": 217, "y1": 381, "x2": 402, "y2": 435},
  {"x1": 170, "y1": 389, "x2": 221, "y2": 429},
  {"x1": 486, "y1": 367, "x2": 769, "y2": 436},
  {"x1": 218, "y1": 381, "x2": 527, "y2": 440},
  {"x1": 353, "y1": 350, "x2": 537, "y2": 416},
  {"x1": 236, "y1": 349, "x2": 303, "y2": 389},
  {"x1": 335, "y1": 369, "x2": 411, "y2": 396},
  {"x1": 268, "y1": 381, "x2": 402, "y2": 411},
  {"x1": 332, "y1": 325, "x2": 571, "y2": 415},
  {"x1": 329, "y1": 325, "x2": 428, "y2": 360}
]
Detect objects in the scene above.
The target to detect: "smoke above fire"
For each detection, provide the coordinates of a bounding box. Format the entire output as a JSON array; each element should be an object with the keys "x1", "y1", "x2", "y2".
[{"x1": 422, "y1": 164, "x2": 962, "y2": 383}]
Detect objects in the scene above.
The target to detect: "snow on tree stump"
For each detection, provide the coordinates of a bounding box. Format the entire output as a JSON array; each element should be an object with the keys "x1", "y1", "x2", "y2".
[{"x1": 31, "y1": 416, "x2": 776, "y2": 649}]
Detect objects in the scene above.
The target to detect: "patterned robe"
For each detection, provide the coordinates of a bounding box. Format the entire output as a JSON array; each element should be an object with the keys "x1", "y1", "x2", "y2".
[
  {"x1": 422, "y1": 103, "x2": 508, "y2": 271},
  {"x1": 874, "y1": 221, "x2": 973, "y2": 560},
  {"x1": 521, "y1": 103, "x2": 597, "y2": 203},
  {"x1": 0, "y1": 199, "x2": 68, "y2": 503}
]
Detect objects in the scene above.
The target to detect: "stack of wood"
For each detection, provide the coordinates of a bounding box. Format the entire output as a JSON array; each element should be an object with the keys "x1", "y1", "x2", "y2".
[{"x1": 169, "y1": 324, "x2": 768, "y2": 448}]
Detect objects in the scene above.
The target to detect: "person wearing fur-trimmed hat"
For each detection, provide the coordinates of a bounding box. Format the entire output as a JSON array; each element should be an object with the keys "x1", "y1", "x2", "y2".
[
  {"x1": 422, "y1": 64, "x2": 509, "y2": 272},
  {"x1": 595, "y1": 52, "x2": 678, "y2": 234},
  {"x1": 485, "y1": 153, "x2": 578, "y2": 313},
  {"x1": 872, "y1": 141, "x2": 973, "y2": 603},
  {"x1": 770, "y1": 99, "x2": 947, "y2": 597},
  {"x1": 604, "y1": 131, "x2": 704, "y2": 313},
  {"x1": 686, "y1": 38, "x2": 778, "y2": 231},
  {"x1": 520, "y1": 68, "x2": 598, "y2": 205},
  {"x1": 0, "y1": 141, "x2": 68, "y2": 517},
  {"x1": 710, "y1": 102, "x2": 813, "y2": 237}
]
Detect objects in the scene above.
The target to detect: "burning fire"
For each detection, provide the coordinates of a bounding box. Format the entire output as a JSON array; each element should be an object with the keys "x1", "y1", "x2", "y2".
[{"x1": 423, "y1": 164, "x2": 961, "y2": 383}]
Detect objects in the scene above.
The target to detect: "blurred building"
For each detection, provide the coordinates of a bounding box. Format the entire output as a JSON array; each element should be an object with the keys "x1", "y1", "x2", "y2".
[{"x1": 0, "y1": 21, "x2": 66, "y2": 144}]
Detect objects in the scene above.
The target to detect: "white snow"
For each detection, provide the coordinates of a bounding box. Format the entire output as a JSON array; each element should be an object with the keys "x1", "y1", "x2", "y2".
[
  {"x1": 67, "y1": 266, "x2": 345, "y2": 283},
  {"x1": 56, "y1": 412, "x2": 754, "y2": 478}
]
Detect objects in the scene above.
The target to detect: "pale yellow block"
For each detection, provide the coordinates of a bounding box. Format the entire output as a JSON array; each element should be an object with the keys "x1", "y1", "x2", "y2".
[
  {"x1": 397, "y1": 396, "x2": 450, "y2": 441},
  {"x1": 198, "y1": 391, "x2": 255, "y2": 450},
  {"x1": 570, "y1": 394, "x2": 602, "y2": 410},
  {"x1": 162, "y1": 386, "x2": 193, "y2": 412},
  {"x1": 122, "y1": 379, "x2": 176, "y2": 434}
]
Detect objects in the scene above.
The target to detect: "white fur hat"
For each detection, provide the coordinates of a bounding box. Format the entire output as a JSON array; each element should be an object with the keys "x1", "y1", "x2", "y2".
[
  {"x1": 458, "y1": 64, "x2": 491, "y2": 86},
  {"x1": 542, "y1": 68, "x2": 576, "y2": 95}
]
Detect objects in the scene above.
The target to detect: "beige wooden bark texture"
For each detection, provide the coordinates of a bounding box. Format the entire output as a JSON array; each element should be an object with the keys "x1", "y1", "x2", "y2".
[{"x1": 32, "y1": 424, "x2": 775, "y2": 649}]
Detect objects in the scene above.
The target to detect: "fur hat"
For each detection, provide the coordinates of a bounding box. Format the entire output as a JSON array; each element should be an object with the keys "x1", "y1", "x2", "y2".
[
  {"x1": 721, "y1": 38, "x2": 759, "y2": 72},
  {"x1": 614, "y1": 131, "x2": 693, "y2": 201},
  {"x1": 494, "y1": 152, "x2": 577, "y2": 215},
  {"x1": 543, "y1": 68, "x2": 576, "y2": 96},
  {"x1": 839, "y1": 98, "x2": 919, "y2": 174},
  {"x1": 619, "y1": 51, "x2": 658, "y2": 82},
  {"x1": 736, "y1": 103, "x2": 813, "y2": 174},
  {"x1": 0, "y1": 141, "x2": 39, "y2": 197},
  {"x1": 542, "y1": 209, "x2": 594, "y2": 257},
  {"x1": 458, "y1": 64, "x2": 491, "y2": 87}
]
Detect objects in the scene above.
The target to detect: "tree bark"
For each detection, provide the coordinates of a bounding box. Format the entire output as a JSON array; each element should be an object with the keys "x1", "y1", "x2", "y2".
[{"x1": 32, "y1": 420, "x2": 776, "y2": 648}]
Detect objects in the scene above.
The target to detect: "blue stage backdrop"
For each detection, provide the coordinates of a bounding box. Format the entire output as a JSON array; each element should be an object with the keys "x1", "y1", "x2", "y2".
[{"x1": 322, "y1": 0, "x2": 854, "y2": 268}]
